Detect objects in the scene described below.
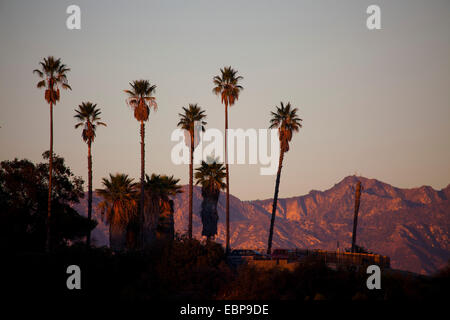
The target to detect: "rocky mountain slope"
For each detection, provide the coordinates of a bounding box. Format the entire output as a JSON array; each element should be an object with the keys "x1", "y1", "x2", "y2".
[{"x1": 72, "y1": 176, "x2": 450, "y2": 275}]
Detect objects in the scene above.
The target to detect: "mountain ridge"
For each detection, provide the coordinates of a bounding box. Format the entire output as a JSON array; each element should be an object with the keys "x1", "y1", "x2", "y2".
[{"x1": 72, "y1": 175, "x2": 450, "y2": 275}]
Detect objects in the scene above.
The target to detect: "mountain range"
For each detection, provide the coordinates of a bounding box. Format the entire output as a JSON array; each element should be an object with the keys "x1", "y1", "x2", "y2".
[{"x1": 72, "y1": 176, "x2": 450, "y2": 275}]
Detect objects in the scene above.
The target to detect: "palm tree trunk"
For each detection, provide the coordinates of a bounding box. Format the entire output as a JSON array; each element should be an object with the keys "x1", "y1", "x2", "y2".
[
  {"x1": 46, "y1": 102, "x2": 53, "y2": 252},
  {"x1": 267, "y1": 149, "x2": 285, "y2": 254},
  {"x1": 140, "y1": 120, "x2": 145, "y2": 249},
  {"x1": 224, "y1": 104, "x2": 230, "y2": 254},
  {"x1": 188, "y1": 131, "x2": 194, "y2": 239},
  {"x1": 87, "y1": 140, "x2": 93, "y2": 247},
  {"x1": 201, "y1": 188, "x2": 219, "y2": 239},
  {"x1": 351, "y1": 182, "x2": 362, "y2": 253}
]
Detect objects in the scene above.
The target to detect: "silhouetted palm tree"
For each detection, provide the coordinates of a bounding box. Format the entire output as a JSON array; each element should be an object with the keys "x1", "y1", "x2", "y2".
[
  {"x1": 177, "y1": 104, "x2": 207, "y2": 239},
  {"x1": 212, "y1": 66, "x2": 243, "y2": 253},
  {"x1": 195, "y1": 160, "x2": 226, "y2": 241},
  {"x1": 74, "y1": 102, "x2": 106, "y2": 246},
  {"x1": 124, "y1": 80, "x2": 157, "y2": 249},
  {"x1": 142, "y1": 174, "x2": 182, "y2": 244},
  {"x1": 33, "y1": 56, "x2": 71, "y2": 251},
  {"x1": 267, "y1": 102, "x2": 302, "y2": 254},
  {"x1": 96, "y1": 174, "x2": 137, "y2": 251}
]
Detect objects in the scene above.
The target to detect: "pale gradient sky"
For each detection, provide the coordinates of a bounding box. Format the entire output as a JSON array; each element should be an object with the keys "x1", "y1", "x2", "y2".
[{"x1": 0, "y1": 0, "x2": 449, "y2": 200}]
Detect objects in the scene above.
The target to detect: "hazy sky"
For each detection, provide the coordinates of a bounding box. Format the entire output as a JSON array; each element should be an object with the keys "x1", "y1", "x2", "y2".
[{"x1": 1, "y1": 0, "x2": 449, "y2": 200}]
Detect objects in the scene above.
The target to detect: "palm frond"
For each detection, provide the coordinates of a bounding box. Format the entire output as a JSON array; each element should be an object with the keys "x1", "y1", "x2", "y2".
[
  {"x1": 33, "y1": 69, "x2": 44, "y2": 77},
  {"x1": 36, "y1": 80, "x2": 46, "y2": 88}
]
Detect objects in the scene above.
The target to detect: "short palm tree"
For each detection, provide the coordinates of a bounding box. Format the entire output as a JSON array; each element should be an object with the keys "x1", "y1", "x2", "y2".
[
  {"x1": 74, "y1": 102, "x2": 106, "y2": 247},
  {"x1": 267, "y1": 102, "x2": 302, "y2": 254},
  {"x1": 212, "y1": 66, "x2": 243, "y2": 252},
  {"x1": 177, "y1": 104, "x2": 207, "y2": 239},
  {"x1": 124, "y1": 80, "x2": 157, "y2": 249},
  {"x1": 142, "y1": 174, "x2": 182, "y2": 244},
  {"x1": 33, "y1": 56, "x2": 71, "y2": 251},
  {"x1": 96, "y1": 173, "x2": 137, "y2": 251},
  {"x1": 195, "y1": 160, "x2": 227, "y2": 241}
]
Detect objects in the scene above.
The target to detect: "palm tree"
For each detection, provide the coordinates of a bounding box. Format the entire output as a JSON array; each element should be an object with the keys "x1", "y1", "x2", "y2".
[
  {"x1": 142, "y1": 174, "x2": 182, "y2": 244},
  {"x1": 177, "y1": 104, "x2": 207, "y2": 239},
  {"x1": 124, "y1": 80, "x2": 157, "y2": 249},
  {"x1": 96, "y1": 173, "x2": 137, "y2": 250},
  {"x1": 195, "y1": 160, "x2": 226, "y2": 241},
  {"x1": 33, "y1": 56, "x2": 71, "y2": 251},
  {"x1": 267, "y1": 102, "x2": 302, "y2": 254},
  {"x1": 74, "y1": 102, "x2": 106, "y2": 247},
  {"x1": 212, "y1": 66, "x2": 243, "y2": 253}
]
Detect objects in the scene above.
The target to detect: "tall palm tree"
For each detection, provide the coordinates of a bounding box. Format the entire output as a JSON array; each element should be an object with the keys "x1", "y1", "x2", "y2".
[
  {"x1": 267, "y1": 102, "x2": 302, "y2": 254},
  {"x1": 74, "y1": 102, "x2": 106, "y2": 247},
  {"x1": 96, "y1": 173, "x2": 137, "y2": 251},
  {"x1": 142, "y1": 174, "x2": 182, "y2": 244},
  {"x1": 177, "y1": 104, "x2": 207, "y2": 239},
  {"x1": 124, "y1": 80, "x2": 157, "y2": 249},
  {"x1": 195, "y1": 160, "x2": 226, "y2": 241},
  {"x1": 33, "y1": 56, "x2": 71, "y2": 251},
  {"x1": 212, "y1": 66, "x2": 243, "y2": 253}
]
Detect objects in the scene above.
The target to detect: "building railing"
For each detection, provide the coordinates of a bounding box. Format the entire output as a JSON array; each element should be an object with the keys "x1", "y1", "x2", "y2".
[{"x1": 253, "y1": 248, "x2": 390, "y2": 269}]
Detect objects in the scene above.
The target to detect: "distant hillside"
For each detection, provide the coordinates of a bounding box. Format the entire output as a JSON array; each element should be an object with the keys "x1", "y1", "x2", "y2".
[{"x1": 72, "y1": 176, "x2": 450, "y2": 275}]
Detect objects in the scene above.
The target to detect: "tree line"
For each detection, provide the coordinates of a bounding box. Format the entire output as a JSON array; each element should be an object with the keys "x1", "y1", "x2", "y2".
[{"x1": 23, "y1": 56, "x2": 303, "y2": 253}]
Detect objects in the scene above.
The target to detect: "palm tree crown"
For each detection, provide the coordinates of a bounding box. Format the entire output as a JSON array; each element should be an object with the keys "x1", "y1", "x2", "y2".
[
  {"x1": 96, "y1": 174, "x2": 138, "y2": 227},
  {"x1": 124, "y1": 80, "x2": 157, "y2": 121},
  {"x1": 33, "y1": 56, "x2": 71, "y2": 104},
  {"x1": 143, "y1": 174, "x2": 183, "y2": 201},
  {"x1": 74, "y1": 102, "x2": 106, "y2": 143},
  {"x1": 195, "y1": 160, "x2": 227, "y2": 192},
  {"x1": 212, "y1": 66, "x2": 243, "y2": 107},
  {"x1": 177, "y1": 104, "x2": 207, "y2": 133},
  {"x1": 269, "y1": 102, "x2": 303, "y2": 152}
]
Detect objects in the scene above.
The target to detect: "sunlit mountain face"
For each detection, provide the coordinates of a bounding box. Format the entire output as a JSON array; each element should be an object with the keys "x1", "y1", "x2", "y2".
[{"x1": 73, "y1": 176, "x2": 450, "y2": 275}]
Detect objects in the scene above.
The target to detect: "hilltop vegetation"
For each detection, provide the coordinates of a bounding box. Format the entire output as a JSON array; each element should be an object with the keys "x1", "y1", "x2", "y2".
[{"x1": 3, "y1": 237, "x2": 449, "y2": 301}]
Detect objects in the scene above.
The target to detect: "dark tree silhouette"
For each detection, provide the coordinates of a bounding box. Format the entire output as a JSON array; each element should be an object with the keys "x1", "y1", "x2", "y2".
[
  {"x1": 195, "y1": 160, "x2": 226, "y2": 240},
  {"x1": 142, "y1": 174, "x2": 182, "y2": 245},
  {"x1": 0, "y1": 153, "x2": 94, "y2": 251},
  {"x1": 213, "y1": 66, "x2": 243, "y2": 253},
  {"x1": 96, "y1": 173, "x2": 137, "y2": 251},
  {"x1": 124, "y1": 80, "x2": 157, "y2": 249},
  {"x1": 267, "y1": 102, "x2": 302, "y2": 254},
  {"x1": 33, "y1": 56, "x2": 71, "y2": 251},
  {"x1": 74, "y1": 102, "x2": 106, "y2": 246},
  {"x1": 177, "y1": 104, "x2": 207, "y2": 239}
]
